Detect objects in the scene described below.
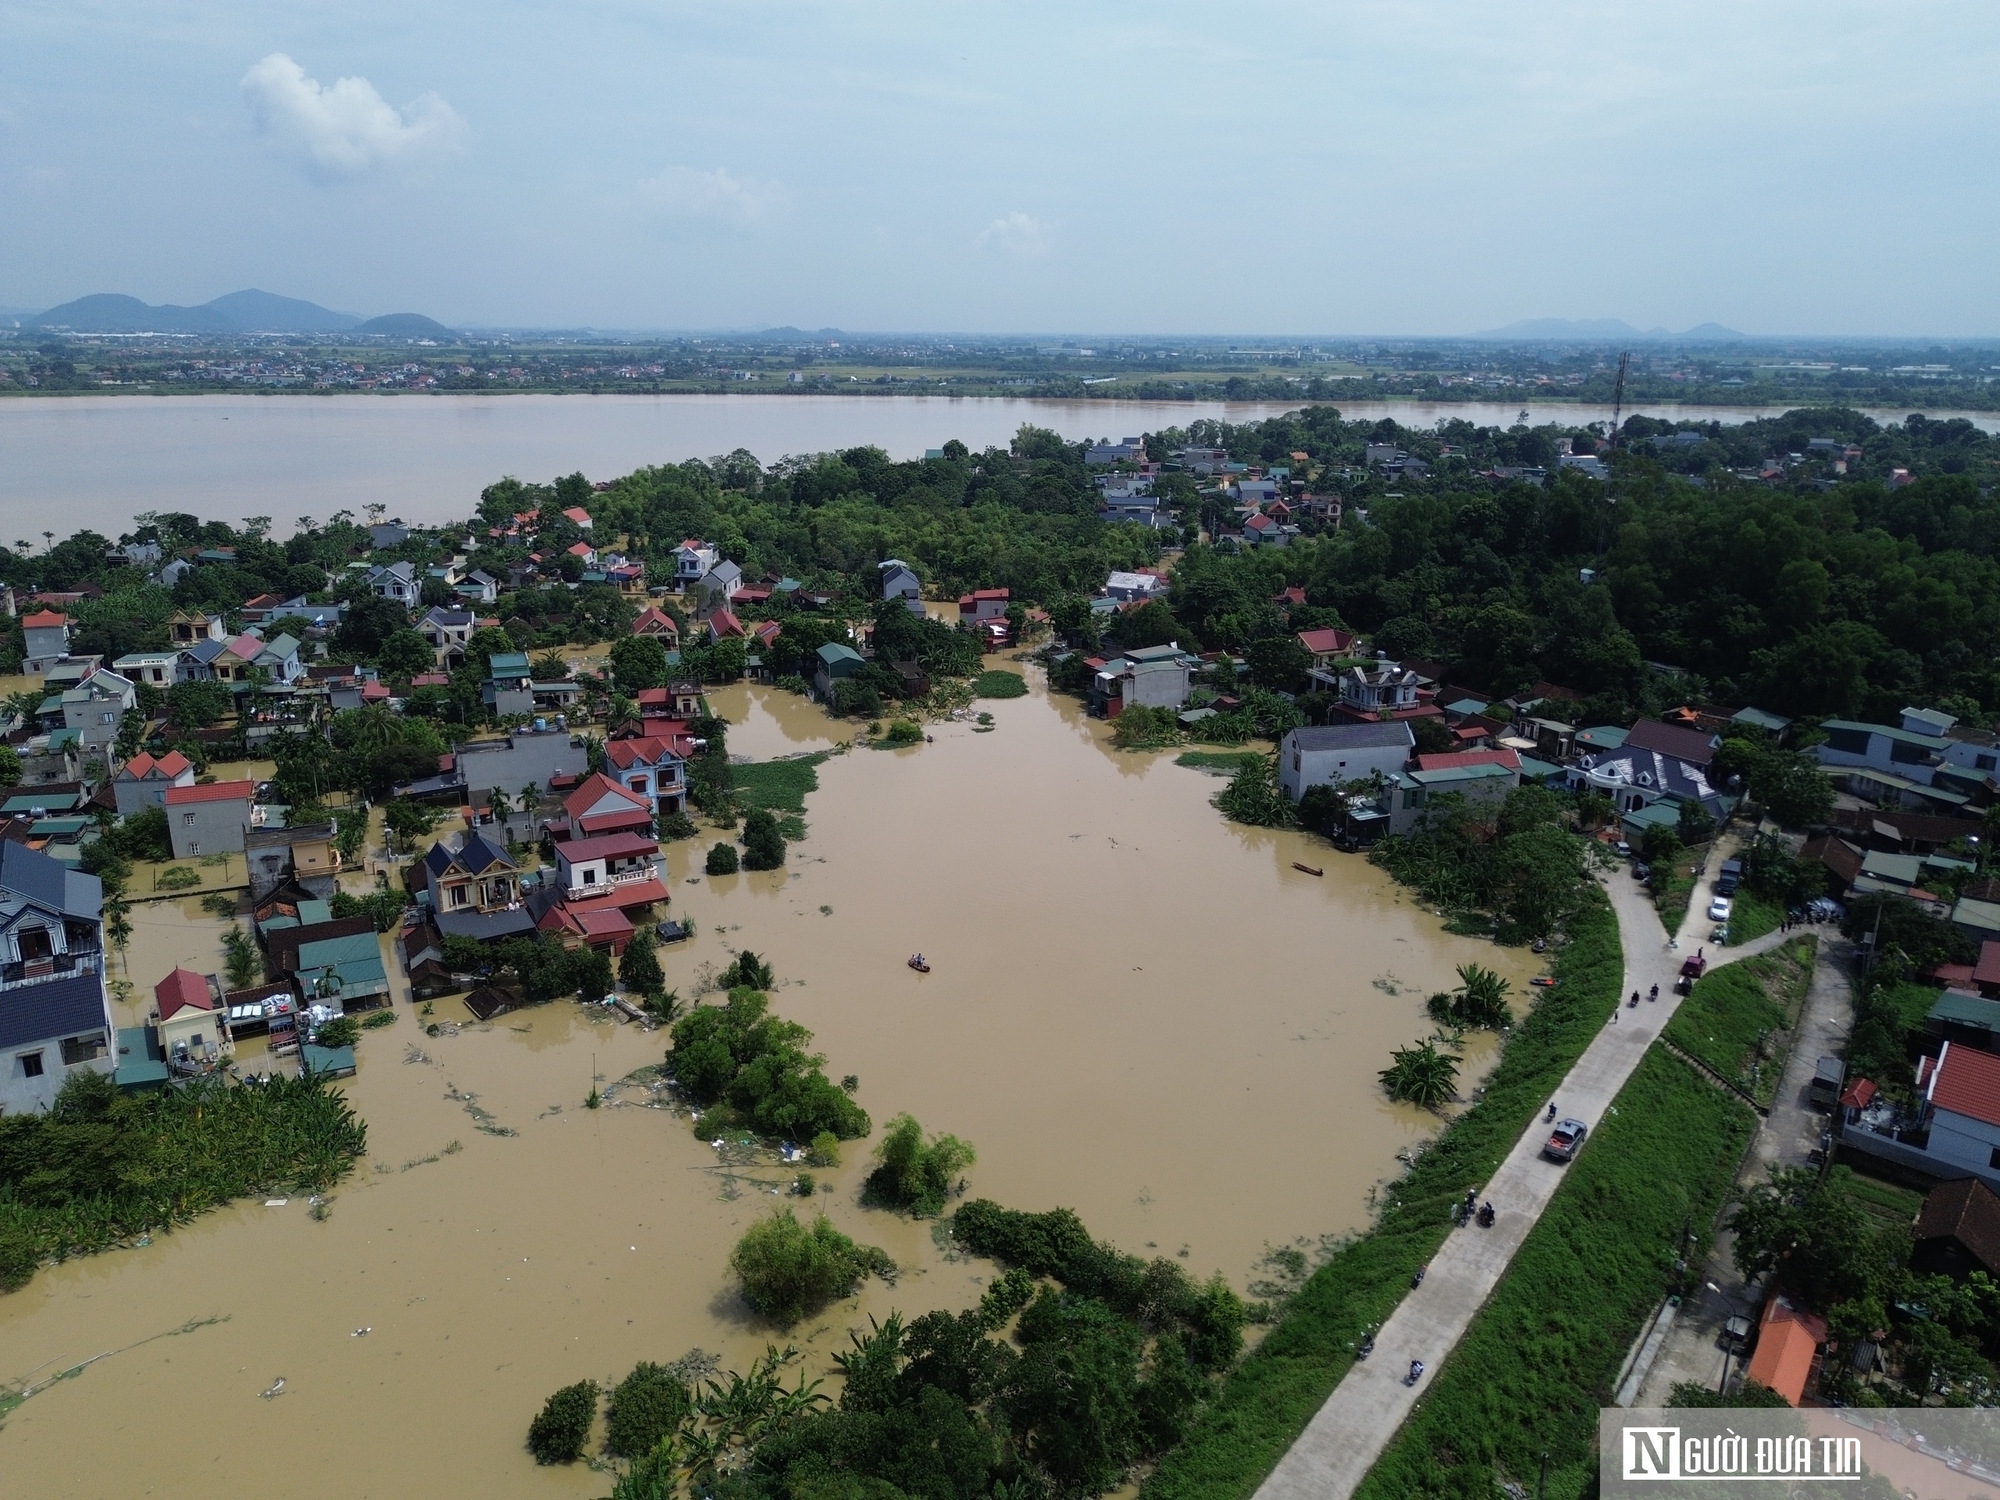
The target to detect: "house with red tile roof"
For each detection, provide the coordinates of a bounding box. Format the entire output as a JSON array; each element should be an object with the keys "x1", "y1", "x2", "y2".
[
  {"x1": 552, "y1": 773, "x2": 653, "y2": 842},
  {"x1": 562, "y1": 506, "x2": 593, "y2": 530},
  {"x1": 566, "y1": 540, "x2": 598, "y2": 567},
  {"x1": 163, "y1": 780, "x2": 255, "y2": 859},
  {"x1": 632, "y1": 605, "x2": 680, "y2": 642},
  {"x1": 1414, "y1": 748, "x2": 1521, "y2": 774},
  {"x1": 153, "y1": 965, "x2": 230, "y2": 1062},
  {"x1": 1296, "y1": 627, "x2": 1357, "y2": 672},
  {"x1": 1742, "y1": 1292, "x2": 1828, "y2": 1406},
  {"x1": 603, "y1": 736, "x2": 688, "y2": 812},
  {"x1": 1914, "y1": 1041, "x2": 2000, "y2": 1185},
  {"x1": 707, "y1": 608, "x2": 746, "y2": 643},
  {"x1": 114, "y1": 750, "x2": 195, "y2": 815}
]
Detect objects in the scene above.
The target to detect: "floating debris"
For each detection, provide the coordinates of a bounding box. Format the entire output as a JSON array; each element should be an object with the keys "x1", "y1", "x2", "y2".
[{"x1": 261, "y1": 1378, "x2": 286, "y2": 1400}]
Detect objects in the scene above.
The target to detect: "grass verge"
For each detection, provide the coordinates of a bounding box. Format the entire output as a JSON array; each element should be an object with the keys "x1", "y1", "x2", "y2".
[
  {"x1": 1727, "y1": 889, "x2": 1783, "y2": 945},
  {"x1": 1353, "y1": 1049, "x2": 1756, "y2": 1500},
  {"x1": 1650, "y1": 840, "x2": 1712, "y2": 932},
  {"x1": 1663, "y1": 937, "x2": 1816, "y2": 1107},
  {"x1": 1174, "y1": 751, "x2": 1266, "y2": 776},
  {"x1": 731, "y1": 753, "x2": 828, "y2": 841},
  {"x1": 1141, "y1": 884, "x2": 1623, "y2": 1500}
]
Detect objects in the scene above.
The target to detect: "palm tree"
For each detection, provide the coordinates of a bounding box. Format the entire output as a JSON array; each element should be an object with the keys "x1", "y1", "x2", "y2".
[
  {"x1": 488, "y1": 788, "x2": 512, "y2": 821},
  {"x1": 1380, "y1": 1039, "x2": 1460, "y2": 1108},
  {"x1": 1452, "y1": 963, "x2": 1512, "y2": 1028}
]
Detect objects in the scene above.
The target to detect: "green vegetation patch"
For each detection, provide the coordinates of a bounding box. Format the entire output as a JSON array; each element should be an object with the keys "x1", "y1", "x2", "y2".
[
  {"x1": 1356, "y1": 1050, "x2": 1756, "y2": 1500},
  {"x1": 1664, "y1": 937, "x2": 1816, "y2": 1106},
  {"x1": 973, "y1": 669, "x2": 1028, "y2": 699},
  {"x1": 670, "y1": 985, "x2": 869, "y2": 1142},
  {"x1": 732, "y1": 752, "x2": 827, "y2": 840},
  {"x1": 0, "y1": 1071, "x2": 366, "y2": 1291},
  {"x1": 1726, "y1": 889, "x2": 1784, "y2": 945},
  {"x1": 1174, "y1": 751, "x2": 1265, "y2": 777},
  {"x1": 1142, "y1": 886, "x2": 1622, "y2": 1500}
]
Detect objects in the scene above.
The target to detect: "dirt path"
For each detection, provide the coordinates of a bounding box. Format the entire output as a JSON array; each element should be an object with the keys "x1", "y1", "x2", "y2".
[{"x1": 1254, "y1": 867, "x2": 1781, "y2": 1500}]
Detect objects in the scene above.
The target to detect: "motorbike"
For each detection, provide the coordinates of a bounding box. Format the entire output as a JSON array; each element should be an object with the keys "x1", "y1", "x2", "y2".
[
  {"x1": 1477, "y1": 1202, "x2": 1496, "y2": 1228},
  {"x1": 1545, "y1": 1101, "x2": 1558, "y2": 1122},
  {"x1": 1649, "y1": 984, "x2": 1659, "y2": 1001},
  {"x1": 1628, "y1": 990, "x2": 1640, "y2": 1008},
  {"x1": 1357, "y1": 1331, "x2": 1375, "y2": 1359},
  {"x1": 1411, "y1": 1263, "x2": 1427, "y2": 1289},
  {"x1": 1406, "y1": 1360, "x2": 1425, "y2": 1386}
]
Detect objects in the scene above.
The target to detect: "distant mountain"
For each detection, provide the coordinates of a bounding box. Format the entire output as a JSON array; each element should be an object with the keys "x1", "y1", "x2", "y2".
[
  {"x1": 26, "y1": 289, "x2": 445, "y2": 336},
  {"x1": 1474, "y1": 316, "x2": 1746, "y2": 342},
  {"x1": 202, "y1": 289, "x2": 360, "y2": 332},
  {"x1": 355, "y1": 312, "x2": 456, "y2": 339}
]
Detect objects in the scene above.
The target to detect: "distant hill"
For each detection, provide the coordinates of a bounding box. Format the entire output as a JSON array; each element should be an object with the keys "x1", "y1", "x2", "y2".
[
  {"x1": 355, "y1": 313, "x2": 456, "y2": 339},
  {"x1": 1474, "y1": 316, "x2": 1747, "y2": 342},
  {"x1": 26, "y1": 289, "x2": 447, "y2": 337}
]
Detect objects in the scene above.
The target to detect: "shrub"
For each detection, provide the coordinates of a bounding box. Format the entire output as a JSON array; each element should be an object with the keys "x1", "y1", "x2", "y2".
[
  {"x1": 605, "y1": 1362, "x2": 691, "y2": 1459},
  {"x1": 865, "y1": 1112, "x2": 977, "y2": 1217},
  {"x1": 574, "y1": 948, "x2": 614, "y2": 1003},
  {"x1": 360, "y1": 1010, "x2": 398, "y2": 1030},
  {"x1": 720, "y1": 950, "x2": 775, "y2": 990},
  {"x1": 705, "y1": 842, "x2": 739, "y2": 876},
  {"x1": 156, "y1": 866, "x2": 201, "y2": 891},
  {"x1": 805, "y1": 1131, "x2": 841, "y2": 1168},
  {"x1": 656, "y1": 810, "x2": 699, "y2": 842},
  {"x1": 619, "y1": 931, "x2": 665, "y2": 1002},
  {"x1": 882, "y1": 718, "x2": 923, "y2": 745},
  {"x1": 979, "y1": 1265, "x2": 1037, "y2": 1328},
  {"x1": 0, "y1": 1224, "x2": 38, "y2": 1292},
  {"x1": 526, "y1": 1379, "x2": 598, "y2": 1463},
  {"x1": 1113, "y1": 704, "x2": 1180, "y2": 749},
  {"x1": 668, "y1": 986, "x2": 869, "y2": 1140},
  {"x1": 741, "y1": 808, "x2": 786, "y2": 870},
  {"x1": 313, "y1": 1015, "x2": 361, "y2": 1050},
  {"x1": 730, "y1": 1207, "x2": 892, "y2": 1324}
]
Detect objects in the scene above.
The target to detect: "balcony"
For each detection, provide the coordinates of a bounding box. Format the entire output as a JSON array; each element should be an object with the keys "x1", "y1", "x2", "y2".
[
  {"x1": 566, "y1": 863, "x2": 660, "y2": 900},
  {"x1": 0, "y1": 948, "x2": 103, "y2": 991}
]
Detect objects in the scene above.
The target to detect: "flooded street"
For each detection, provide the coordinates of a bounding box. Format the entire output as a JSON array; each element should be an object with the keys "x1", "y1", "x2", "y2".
[{"x1": 1, "y1": 672, "x2": 1537, "y2": 1498}]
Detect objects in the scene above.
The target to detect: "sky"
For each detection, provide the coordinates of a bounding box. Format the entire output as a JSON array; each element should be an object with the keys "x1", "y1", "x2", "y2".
[{"x1": 2, "y1": 1, "x2": 1997, "y2": 336}]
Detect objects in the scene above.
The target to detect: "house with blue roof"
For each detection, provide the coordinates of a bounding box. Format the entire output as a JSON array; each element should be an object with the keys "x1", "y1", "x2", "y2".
[{"x1": 0, "y1": 841, "x2": 113, "y2": 1113}]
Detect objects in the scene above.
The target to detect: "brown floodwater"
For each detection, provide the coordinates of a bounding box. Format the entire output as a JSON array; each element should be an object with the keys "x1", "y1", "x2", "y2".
[{"x1": 1, "y1": 668, "x2": 1536, "y2": 1498}]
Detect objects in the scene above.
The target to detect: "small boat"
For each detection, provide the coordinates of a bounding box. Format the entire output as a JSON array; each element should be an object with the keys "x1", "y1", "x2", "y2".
[
  {"x1": 1292, "y1": 862, "x2": 1324, "y2": 877},
  {"x1": 907, "y1": 956, "x2": 931, "y2": 974},
  {"x1": 1529, "y1": 976, "x2": 1557, "y2": 988}
]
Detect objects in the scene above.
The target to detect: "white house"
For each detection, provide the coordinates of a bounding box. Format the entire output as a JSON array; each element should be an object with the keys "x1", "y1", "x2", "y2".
[
  {"x1": 60, "y1": 669, "x2": 136, "y2": 770},
  {"x1": 674, "y1": 540, "x2": 719, "y2": 589},
  {"x1": 1089, "y1": 645, "x2": 1190, "y2": 718},
  {"x1": 113, "y1": 650, "x2": 182, "y2": 689},
  {"x1": 365, "y1": 561, "x2": 420, "y2": 607},
  {"x1": 1278, "y1": 722, "x2": 1416, "y2": 802},
  {"x1": 1813, "y1": 718, "x2": 1948, "y2": 787},
  {"x1": 697, "y1": 560, "x2": 743, "y2": 615},
  {"x1": 552, "y1": 831, "x2": 660, "y2": 900},
  {"x1": 1086, "y1": 437, "x2": 1146, "y2": 466},
  {"x1": 0, "y1": 842, "x2": 114, "y2": 1115},
  {"x1": 418, "y1": 607, "x2": 476, "y2": 668},
  {"x1": 1103, "y1": 571, "x2": 1168, "y2": 603}
]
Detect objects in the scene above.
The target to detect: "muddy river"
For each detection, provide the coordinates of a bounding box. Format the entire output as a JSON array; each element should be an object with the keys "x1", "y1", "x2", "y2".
[{"x1": 0, "y1": 670, "x2": 1537, "y2": 1497}]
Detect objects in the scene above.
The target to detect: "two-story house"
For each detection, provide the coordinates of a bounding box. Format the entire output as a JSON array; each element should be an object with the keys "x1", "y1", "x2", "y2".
[
  {"x1": 958, "y1": 588, "x2": 1010, "y2": 630},
  {"x1": 419, "y1": 607, "x2": 476, "y2": 669},
  {"x1": 879, "y1": 560, "x2": 921, "y2": 602},
  {"x1": 0, "y1": 841, "x2": 113, "y2": 1114},
  {"x1": 1297, "y1": 627, "x2": 1359, "y2": 674},
  {"x1": 113, "y1": 750, "x2": 196, "y2": 815},
  {"x1": 421, "y1": 831, "x2": 536, "y2": 942},
  {"x1": 1814, "y1": 715, "x2": 1950, "y2": 794},
  {"x1": 632, "y1": 605, "x2": 681, "y2": 643},
  {"x1": 552, "y1": 831, "x2": 662, "y2": 902},
  {"x1": 455, "y1": 569, "x2": 500, "y2": 606},
  {"x1": 167, "y1": 609, "x2": 227, "y2": 647},
  {"x1": 1088, "y1": 646, "x2": 1191, "y2": 718},
  {"x1": 153, "y1": 966, "x2": 231, "y2": 1067},
  {"x1": 365, "y1": 560, "x2": 420, "y2": 607},
  {"x1": 604, "y1": 736, "x2": 688, "y2": 814},
  {"x1": 1323, "y1": 663, "x2": 1445, "y2": 727},
  {"x1": 1277, "y1": 722, "x2": 1416, "y2": 802},
  {"x1": 696, "y1": 560, "x2": 743, "y2": 616},
  {"x1": 21, "y1": 610, "x2": 70, "y2": 675},
  {"x1": 164, "y1": 780, "x2": 255, "y2": 859},
  {"x1": 112, "y1": 650, "x2": 184, "y2": 689}
]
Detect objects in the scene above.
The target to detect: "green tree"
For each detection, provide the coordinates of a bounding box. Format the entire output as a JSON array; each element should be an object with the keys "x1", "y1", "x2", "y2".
[
  {"x1": 610, "y1": 635, "x2": 669, "y2": 692},
  {"x1": 222, "y1": 925, "x2": 260, "y2": 990},
  {"x1": 706, "y1": 842, "x2": 739, "y2": 875},
  {"x1": 619, "y1": 930, "x2": 664, "y2": 1002},
  {"x1": 166, "y1": 679, "x2": 232, "y2": 729},
  {"x1": 1214, "y1": 754, "x2": 1295, "y2": 827},
  {"x1": 605, "y1": 1362, "x2": 691, "y2": 1460},
  {"x1": 376, "y1": 628, "x2": 435, "y2": 675},
  {"x1": 742, "y1": 808, "x2": 786, "y2": 870},
  {"x1": 865, "y1": 1113, "x2": 977, "y2": 1217},
  {"x1": 574, "y1": 947, "x2": 614, "y2": 1003},
  {"x1": 730, "y1": 1208, "x2": 891, "y2": 1325}
]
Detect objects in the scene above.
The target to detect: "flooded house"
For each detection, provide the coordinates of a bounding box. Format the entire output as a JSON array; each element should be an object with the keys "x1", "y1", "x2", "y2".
[{"x1": 0, "y1": 841, "x2": 113, "y2": 1113}]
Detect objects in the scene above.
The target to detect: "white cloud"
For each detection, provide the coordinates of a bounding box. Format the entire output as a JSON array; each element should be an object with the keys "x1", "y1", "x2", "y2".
[
  {"x1": 977, "y1": 212, "x2": 1049, "y2": 258},
  {"x1": 241, "y1": 53, "x2": 467, "y2": 177},
  {"x1": 637, "y1": 166, "x2": 787, "y2": 226}
]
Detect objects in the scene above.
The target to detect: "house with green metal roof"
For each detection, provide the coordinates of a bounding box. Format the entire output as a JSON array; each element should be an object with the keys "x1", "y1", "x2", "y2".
[
  {"x1": 293, "y1": 931, "x2": 390, "y2": 1009},
  {"x1": 1928, "y1": 990, "x2": 2000, "y2": 1051},
  {"x1": 813, "y1": 642, "x2": 866, "y2": 699},
  {"x1": 483, "y1": 650, "x2": 535, "y2": 717}
]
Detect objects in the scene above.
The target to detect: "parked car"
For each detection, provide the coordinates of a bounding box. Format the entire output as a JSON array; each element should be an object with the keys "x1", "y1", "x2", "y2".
[
  {"x1": 1543, "y1": 1117, "x2": 1589, "y2": 1163},
  {"x1": 1716, "y1": 858, "x2": 1743, "y2": 896},
  {"x1": 1633, "y1": 862, "x2": 1651, "y2": 882},
  {"x1": 1707, "y1": 895, "x2": 1733, "y2": 922}
]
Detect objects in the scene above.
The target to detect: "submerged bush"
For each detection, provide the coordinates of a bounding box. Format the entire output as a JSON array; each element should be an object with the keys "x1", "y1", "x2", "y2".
[
  {"x1": 730, "y1": 1207, "x2": 893, "y2": 1324},
  {"x1": 527, "y1": 1378, "x2": 598, "y2": 1463},
  {"x1": 606, "y1": 1362, "x2": 691, "y2": 1459},
  {"x1": 668, "y1": 986, "x2": 869, "y2": 1140},
  {"x1": 705, "y1": 842, "x2": 739, "y2": 875}
]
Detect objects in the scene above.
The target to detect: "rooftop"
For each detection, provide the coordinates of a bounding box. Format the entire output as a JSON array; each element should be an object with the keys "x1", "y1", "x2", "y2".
[{"x1": 164, "y1": 780, "x2": 255, "y2": 806}]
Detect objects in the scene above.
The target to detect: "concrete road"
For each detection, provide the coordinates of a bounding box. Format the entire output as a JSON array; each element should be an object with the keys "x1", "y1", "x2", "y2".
[{"x1": 1254, "y1": 865, "x2": 1777, "y2": 1500}]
